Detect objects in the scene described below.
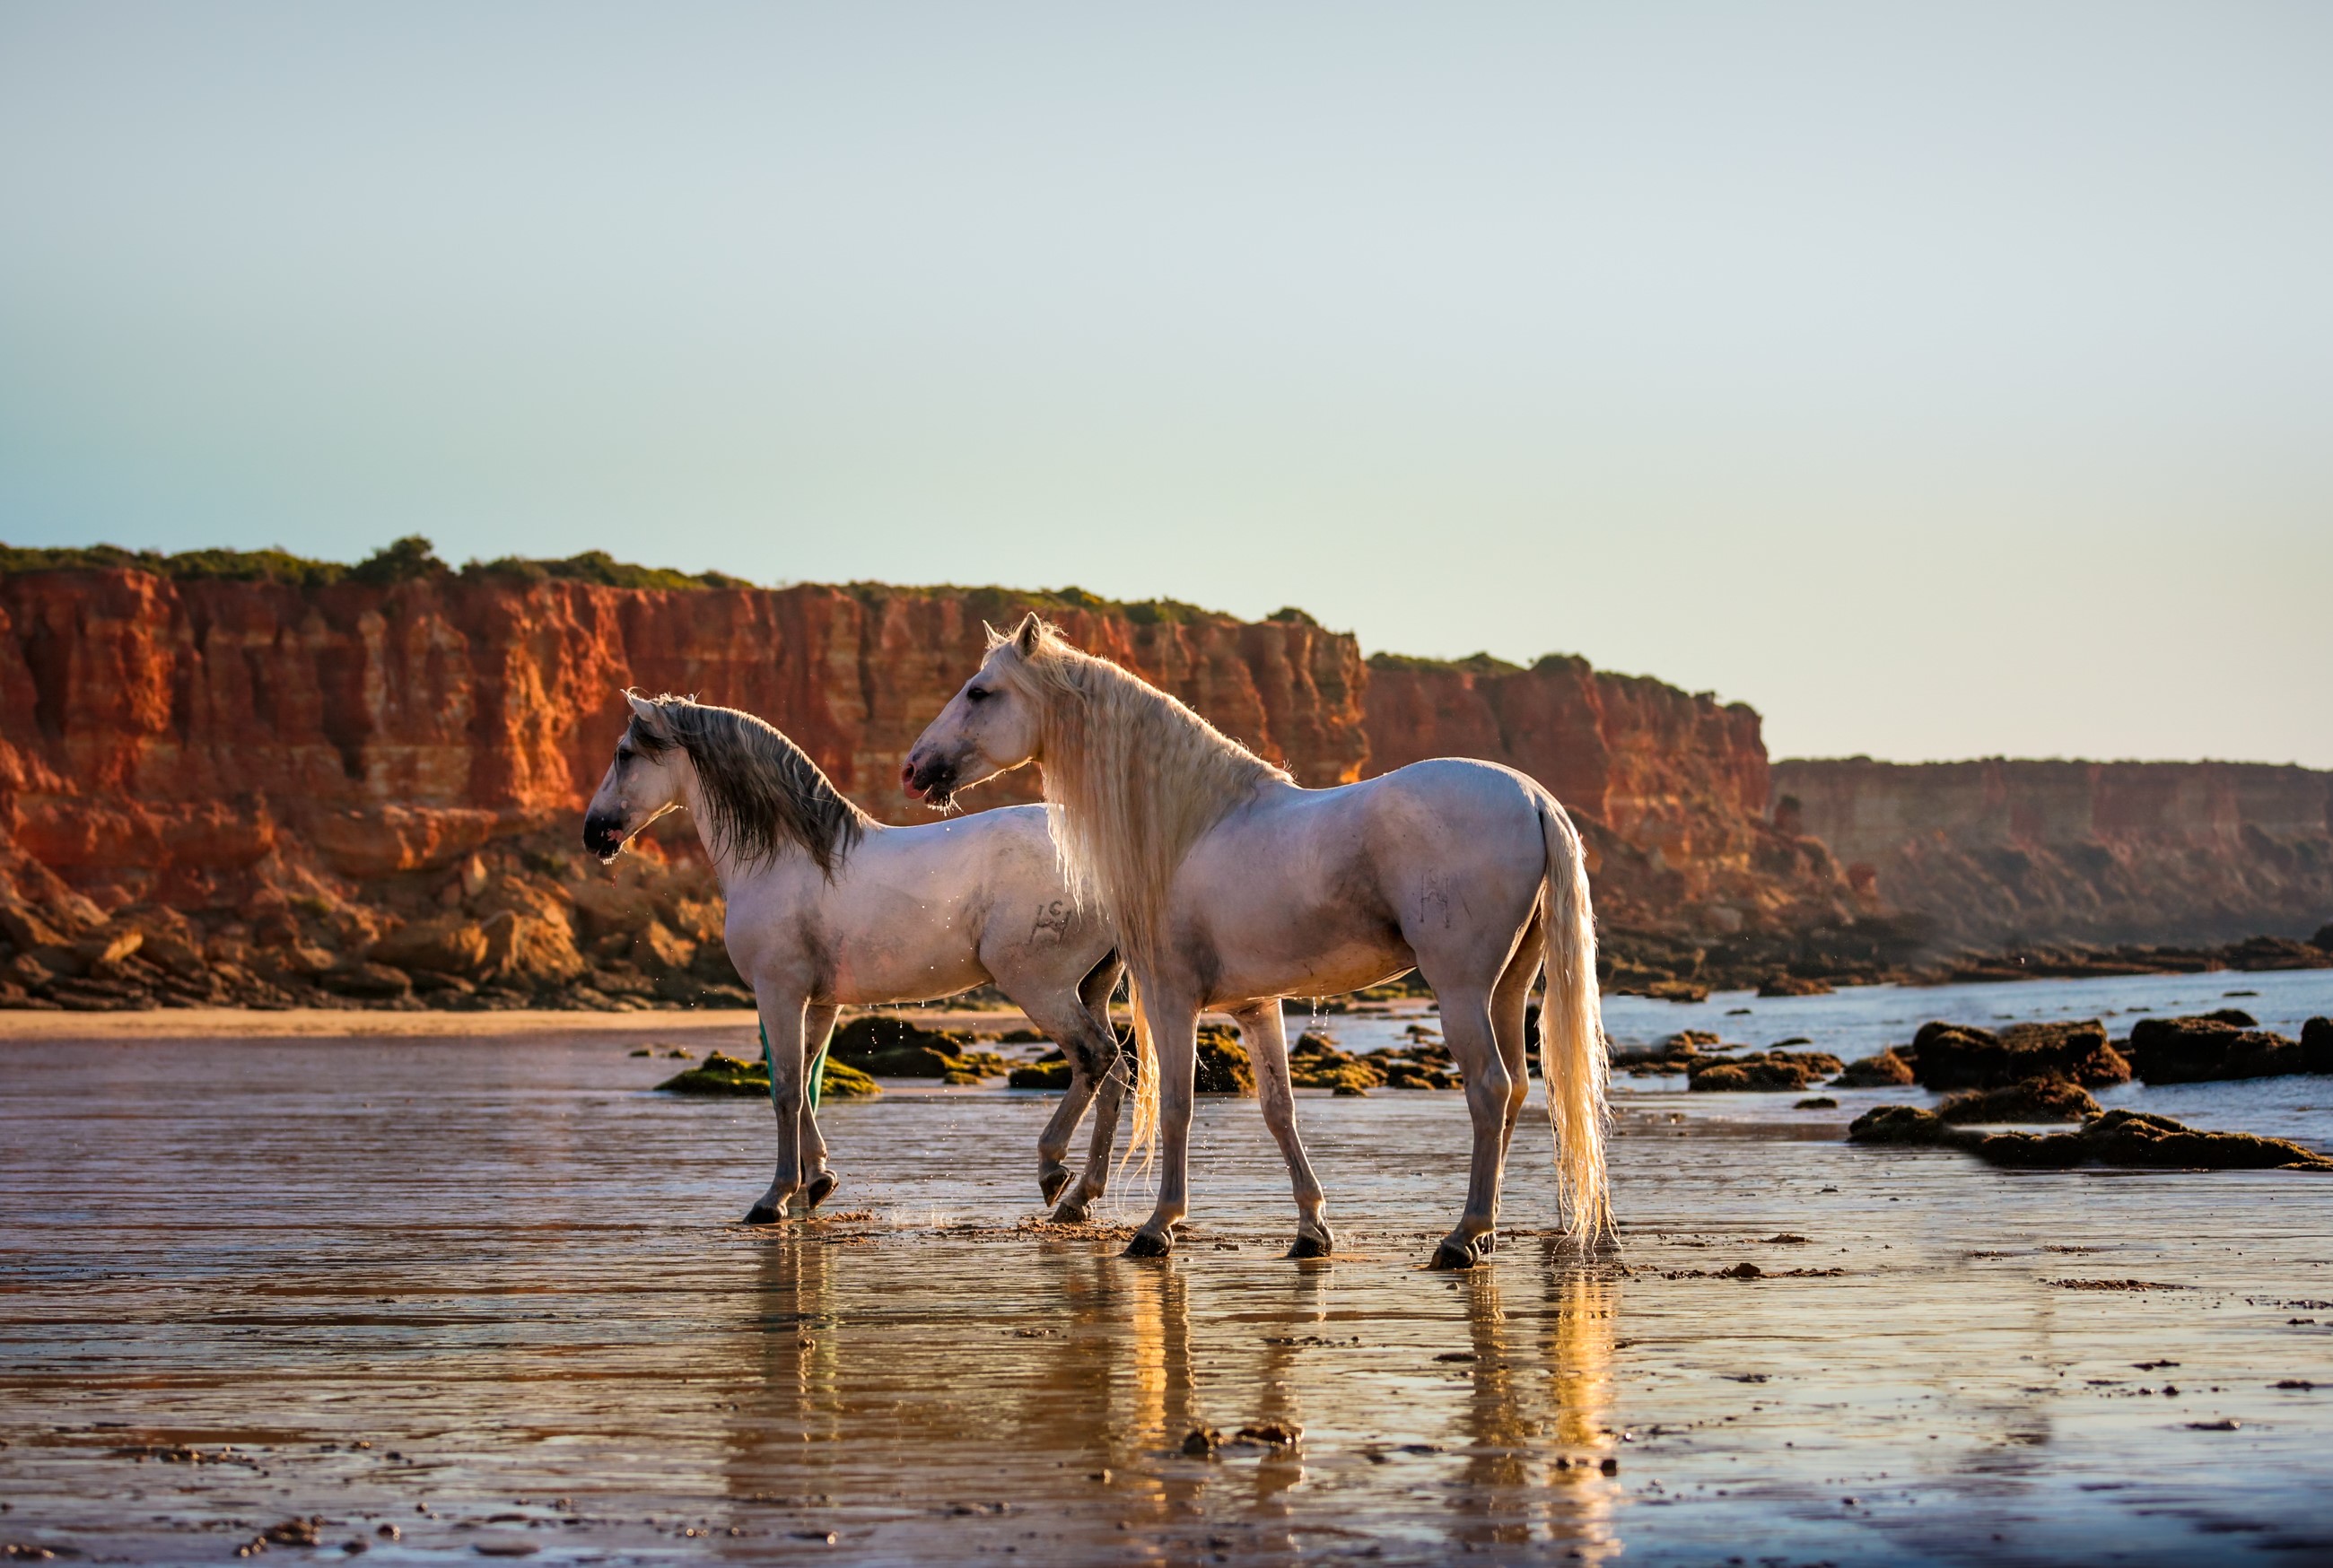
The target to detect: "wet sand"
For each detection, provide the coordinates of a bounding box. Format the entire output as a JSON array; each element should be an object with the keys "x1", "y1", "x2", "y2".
[{"x1": 4, "y1": 998, "x2": 2331, "y2": 1565}]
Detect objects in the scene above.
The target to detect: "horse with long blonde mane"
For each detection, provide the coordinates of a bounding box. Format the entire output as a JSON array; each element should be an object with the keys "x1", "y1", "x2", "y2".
[
  {"x1": 903, "y1": 615, "x2": 1610, "y2": 1267},
  {"x1": 583, "y1": 692, "x2": 1128, "y2": 1225}
]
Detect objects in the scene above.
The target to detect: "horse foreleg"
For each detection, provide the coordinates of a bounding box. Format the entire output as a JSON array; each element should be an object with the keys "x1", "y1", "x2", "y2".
[
  {"x1": 1029, "y1": 1035, "x2": 1104, "y2": 1209},
  {"x1": 1124, "y1": 983, "x2": 1200, "y2": 1259},
  {"x1": 1062, "y1": 955, "x2": 1130, "y2": 1221},
  {"x1": 798, "y1": 1003, "x2": 839, "y2": 1211},
  {"x1": 746, "y1": 987, "x2": 811, "y2": 1225},
  {"x1": 1430, "y1": 989, "x2": 1514, "y2": 1271},
  {"x1": 1233, "y1": 1000, "x2": 1333, "y2": 1259}
]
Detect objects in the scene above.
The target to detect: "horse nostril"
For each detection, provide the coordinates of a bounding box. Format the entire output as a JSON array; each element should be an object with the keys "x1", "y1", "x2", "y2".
[{"x1": 900, "y1": 761, "x2": 917, "y2": 787}]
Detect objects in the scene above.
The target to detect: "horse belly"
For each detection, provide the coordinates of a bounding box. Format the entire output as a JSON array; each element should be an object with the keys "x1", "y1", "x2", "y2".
[
  {"x1": 813, "y1": 880, "x2": 991, "y2": 1006},
  {"x1": 1194, "y1": 904, "x2": 1412, "y2": 1006}
]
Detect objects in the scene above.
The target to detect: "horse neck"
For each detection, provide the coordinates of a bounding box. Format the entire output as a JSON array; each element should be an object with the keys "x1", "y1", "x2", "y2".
[{"x1": 671, "y1": 759, "x2": 874, "y2": 893}]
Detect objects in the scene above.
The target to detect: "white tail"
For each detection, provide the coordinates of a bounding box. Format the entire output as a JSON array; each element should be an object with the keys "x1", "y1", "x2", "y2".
[{"x1": 1539, "y1": 799, "x2": 1612, "y2": 1246}]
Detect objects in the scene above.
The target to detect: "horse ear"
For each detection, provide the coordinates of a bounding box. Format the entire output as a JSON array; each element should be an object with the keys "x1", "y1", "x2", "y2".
[
  {"x1": 623, "y1": 690, "x2": 665, "y2": 732},
  {"x1": 1011, "y1": 613, "x2": 1044, "y2": 657}
]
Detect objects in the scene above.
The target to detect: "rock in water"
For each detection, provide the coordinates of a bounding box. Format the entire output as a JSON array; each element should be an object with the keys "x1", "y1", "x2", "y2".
[
  {"x1": 1848, "y1": 1105, "x2": 2332, "y2": 1170},
  {"x1": 1834, "y1": 1048, "x2": 1916, "y2": 1087},
  {"x1": 654, "y1": 1051, "x2": 879, "y2": 1099},
  {"x1": 1910, "y1": 1019, "x2": 2130, "y2": 1090},
  {"x1": 2125, "y1": 1015, "x2": 2328, "y2": 1085},
  {"x1": 828, "y1": 1015, "x2": 1006, "y2": 1078},
  {"x1": 1937, "y1": 1076, "x2": 2099, "y2": 1124},
  {"x1": 1687, "y1": 1049, "x2": 1844, "y2": 1092},
  {"x1": 1195, "y1": 1024, "x2": 1255, "y2": 1094}
]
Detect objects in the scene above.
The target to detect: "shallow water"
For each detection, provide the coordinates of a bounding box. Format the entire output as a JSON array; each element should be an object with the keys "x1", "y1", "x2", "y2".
[{"x1": 3, "y1": 975, "x2": 2330, "y2": 1566}]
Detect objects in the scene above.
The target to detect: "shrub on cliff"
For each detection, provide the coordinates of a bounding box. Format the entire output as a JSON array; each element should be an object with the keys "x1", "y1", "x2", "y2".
[
  {"x1": 0, "y1": 542, "x2": 347, "y2": 586},
  {"x1": 347, "y1": 535, "x2": 447, "y2": 585},
  {"x1": 465, "y1": 549, "x2": 749, "y2": 590}
]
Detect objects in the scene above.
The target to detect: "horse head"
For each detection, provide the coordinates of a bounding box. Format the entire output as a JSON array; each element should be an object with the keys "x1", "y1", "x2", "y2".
[
  {"x1": 581, "y1": 691, "x2": 690, "y2": 861},
  {"x1": 902, "y1": 613, "x2": 1050, "y2": 810}
]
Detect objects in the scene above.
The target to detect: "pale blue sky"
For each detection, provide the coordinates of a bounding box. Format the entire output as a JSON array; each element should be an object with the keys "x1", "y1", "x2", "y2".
[{"x1": 3, "y1": 3, "x2": 2328, "y2": 764}]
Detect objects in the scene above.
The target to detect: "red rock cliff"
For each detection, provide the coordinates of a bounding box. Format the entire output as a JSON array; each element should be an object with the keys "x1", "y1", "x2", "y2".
[
  {"x1": 1771, "y1": 757, "x2": 2333, "y2": 945},
  {"x1": 0, "y1": 571, "x2": 1367, "y2": 907}
]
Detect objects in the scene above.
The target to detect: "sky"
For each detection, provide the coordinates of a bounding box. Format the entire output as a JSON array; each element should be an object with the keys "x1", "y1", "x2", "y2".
[{"x1": 2, "y1": 3, "x2": 2328, "y2": 766}]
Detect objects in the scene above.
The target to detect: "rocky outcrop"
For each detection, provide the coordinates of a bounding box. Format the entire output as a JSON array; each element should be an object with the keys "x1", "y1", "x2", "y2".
[
  {"x1": 1773, "y1": 757, "x2": 2333, "y2": 947},
  {"x1": 1848, "y1": 1105, "x2": 2333, "y2": 1171},
  {"x1": 1909, "y1": 1019, "x2": 2131, "y2": 1091},
  {"x1": 2124, "y1": 1012, "x2": 2333, "y2": 1085}
]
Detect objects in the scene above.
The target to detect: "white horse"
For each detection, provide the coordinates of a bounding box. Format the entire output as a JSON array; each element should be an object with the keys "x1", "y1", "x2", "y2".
[
  {"x1": 902, "y1": 616, "x2": 1610, "y2": 1268},
  {"x1": 583, "y1": 692, "x2": 1127, "y2": 1224}
]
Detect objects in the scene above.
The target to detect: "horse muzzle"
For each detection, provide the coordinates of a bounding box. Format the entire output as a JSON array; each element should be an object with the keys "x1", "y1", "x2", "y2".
[
  {"x1": 581, "y1": 811, "x2": 627, "y2": 862},
  {"x1": 900, "y1": 755, "x2": 957, "y2": 808}
]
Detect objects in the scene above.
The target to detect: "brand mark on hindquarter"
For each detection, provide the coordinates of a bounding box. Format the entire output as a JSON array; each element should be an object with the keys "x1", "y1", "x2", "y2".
[
  {"x1": 1031, "y1": 900, "x2": 1072, "y2": 941},
  {"x1": 1419, "y1": 873, "x2": 1452, "y2": 930}
]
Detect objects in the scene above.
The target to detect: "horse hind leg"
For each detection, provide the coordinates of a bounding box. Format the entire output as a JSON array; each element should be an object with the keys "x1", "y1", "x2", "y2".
[
  {"x1": 1490, "y1": 935, "x2": 1538, "y2": 1163},
  {"x1": 1424, "y1": 986, "x2": 1514, "y2": 1271},
  {"x1": 1060, "y1": 954, "x2": 1131, "y2": 1222},
  {"x1": 1232, "y1": 1000, "x2": 1334, "y2": 1259},
  {"x1": 1018, "y1": 984, "x2": 1123, "y2": 1223}
]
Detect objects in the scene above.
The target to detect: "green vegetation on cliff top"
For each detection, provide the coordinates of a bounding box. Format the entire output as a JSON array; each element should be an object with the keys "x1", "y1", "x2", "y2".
[
  {"x1": 0, "y1": 539, "x2": 1634, "y2": 687},
  {"x1": 0, "y1": 536, "x2": 750, "y2": 591}
]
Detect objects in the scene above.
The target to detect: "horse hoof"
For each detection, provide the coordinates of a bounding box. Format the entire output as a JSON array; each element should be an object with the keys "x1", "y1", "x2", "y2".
[
  {"x1": 1285, "y1": 1233, "x2": 1333, "y2": 1260},
  {"x1": 743, "y1": 1204, "x2": 781, "y2": 1226},
  {"x1": 1051, "y1": 1198, "x2": 1091, "y2": 1224},
  {"x1": 1428, "y1": 1240, "x2": 1479, "y2": 1271},
  {"x1": 1122, "y1": 1230, "x2": 1173, "y2": 1259},
  {"x1": 1038, "y1": 1167, "x2": 1071, "y2": 1206},
  {"x1": 804, "y1": 1172, "x2": 838, "y2": 1210}
]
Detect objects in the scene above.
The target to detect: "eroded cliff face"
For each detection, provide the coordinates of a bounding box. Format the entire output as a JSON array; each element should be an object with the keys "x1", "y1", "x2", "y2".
[
  {"x1": 0, "y1": 572, "x2": 1366, "y2": 892},
  {"x1": 0, "y1": 564, "x2": 1847, "y2": 1009},
  {"x1": 1772, "y1": 758, "x2": 2333, "y2": 946}
]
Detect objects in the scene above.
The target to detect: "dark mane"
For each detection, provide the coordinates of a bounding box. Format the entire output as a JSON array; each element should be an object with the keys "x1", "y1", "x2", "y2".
[{"x1": 627, "y1": 694, "x2": 869, "y2": 876}]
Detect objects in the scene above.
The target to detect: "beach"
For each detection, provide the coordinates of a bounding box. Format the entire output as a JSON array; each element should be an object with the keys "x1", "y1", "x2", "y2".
[{"x1": 4, "y1": 974, "x2": 2330, "y2": 1564}]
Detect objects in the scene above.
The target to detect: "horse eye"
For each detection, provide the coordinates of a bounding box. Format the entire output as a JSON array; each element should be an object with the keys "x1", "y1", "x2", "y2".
[{"x1": 966, "y1": 685, "x2": 990, "y2": 703}]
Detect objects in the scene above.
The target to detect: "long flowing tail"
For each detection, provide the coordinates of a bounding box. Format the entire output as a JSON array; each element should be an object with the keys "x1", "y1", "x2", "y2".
[
  {"x1": 1114, "y1": 973, "x2": 1160, "y2": 1189},
  {"x1": 1539, "y1": 798, "x2": 1612, "y2": 1247}
]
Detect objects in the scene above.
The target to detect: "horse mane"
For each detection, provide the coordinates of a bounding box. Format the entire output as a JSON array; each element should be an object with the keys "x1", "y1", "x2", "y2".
[
  {"x1": 626, "y1": 693, "x2": 869, "y2": 877},
  {"x1": 991, "y1": 621, "x2": 1289, "y2": 969}
]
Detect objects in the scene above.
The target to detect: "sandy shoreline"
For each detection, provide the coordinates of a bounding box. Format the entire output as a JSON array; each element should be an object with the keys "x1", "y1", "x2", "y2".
[{"x1": 0, "y1": 1004, "x2": 1037, "y2": 1041}]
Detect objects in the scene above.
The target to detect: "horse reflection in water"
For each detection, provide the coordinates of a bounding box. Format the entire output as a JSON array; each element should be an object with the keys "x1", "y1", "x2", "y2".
[
  {"x1": 717, "y1": 1236, "x2": 1621, "y2": 1563},
  {"x1": 1451, "y1": 1261, "x2": 1623, "y2": 1561}
]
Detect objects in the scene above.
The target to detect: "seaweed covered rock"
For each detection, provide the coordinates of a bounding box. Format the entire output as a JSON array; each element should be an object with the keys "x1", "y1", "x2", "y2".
[
  {"x1": 2308, "y1": 1016, "x2": 2333, "y2": 1071},
  {"x1": 828, "y1": 1014, "x2": 999, "y2": 1077},
  {"x1": 1910, "y1": 1019, "x2": 2129, "y2": 1091},
  {"x1": 655, "y1": 1050, "x2": 880, "y2": 1099},
  {"x1": 1834, "y1": 1048, "x2": 1916, "y2": 1087},
  {"x1": 1937, "y1": 1075, "x2": 2099, "y2": 1124},
  {"x1": 2125, "y1": 1014, "x2": 2329, "y2": 1085},
  {"x1": 1848, "y1": 1105, "x2": 2331, "y2": 1170},
  {"x1": 1288, "y1": 1031, "x2": 1386, "y2": 1093},
  {"x1": 1362, "y1": 1031, "x2": 1462, "y2": 1090},
  {"x1": 1195, "y1": 1023, "x2": 1256, "y2": 1094},
  {"x1": 1687, "y1": 1049, "x2": 1844, "y2": 1093},
  {"x1": 1008, "y1": 1059, "x2": 1072, "y2": 1090},
  {"x1": 1611, "y1": 1032, "x2": 1709, "y2": 1077}
]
